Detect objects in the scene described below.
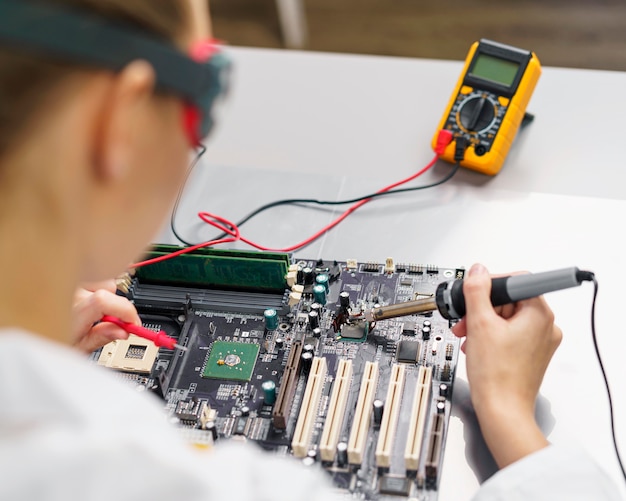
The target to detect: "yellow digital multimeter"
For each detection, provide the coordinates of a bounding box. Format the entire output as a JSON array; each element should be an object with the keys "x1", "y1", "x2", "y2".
[{"x1": 432, "y1": 39, "x2": 541, "y2": 175}]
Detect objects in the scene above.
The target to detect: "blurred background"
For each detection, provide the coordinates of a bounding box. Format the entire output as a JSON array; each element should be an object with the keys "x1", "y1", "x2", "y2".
[{"x1": 210, "y1": 0, "x2": 626, "y2": 71}]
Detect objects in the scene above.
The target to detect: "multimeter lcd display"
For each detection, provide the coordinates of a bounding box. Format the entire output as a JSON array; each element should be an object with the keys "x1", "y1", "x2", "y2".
[{"x1": 470, "y1": 54, "x2": 520, "y2": 87}]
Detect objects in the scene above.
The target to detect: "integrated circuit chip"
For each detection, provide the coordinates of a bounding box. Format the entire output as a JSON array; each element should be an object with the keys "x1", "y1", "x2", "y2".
[
  {"x1": 202, "y1": 341, "x2": 259, "y2": 381},
  {"x1": 340, "y1": 323, "x2": 367, "y2": 340},
  {"x1": 396, "y1": 340, "x2": 420, "y2": 363},
  {"x1": 379, "y1": 475, "x2": 411, "y2": 496},
  {"x1": 402, "y1": 322, "x2": 417, "y2": 336}
]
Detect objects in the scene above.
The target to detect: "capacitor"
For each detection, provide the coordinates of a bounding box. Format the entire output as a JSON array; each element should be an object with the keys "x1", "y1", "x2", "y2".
[
  {"x1": 240, "y1": 406, "x2": 250, "y2": 416},
  {"x1": 439, "y1": 383, "x2": 449, "y2": 398},
  {"x1": 275, "y1": 337, "x2": 284, "y2": 349},
  {"x1": 422, "y1": 325, "x2": 431, "y2": 340},
  {"x1": 301, "y1": 351, "x2": 313, "y2": 374},
  {"x1": 308, "y1": 310, "x2": 319, "y2": 330},
  {"x1": 303, "y1": 343, "x2": 315, "y2": 353},
  {"x1": 313, "y1": 284, "x2": 327, "y2": 305},
  {"x1": 297, "y1": 265, "x2": 305, "y2": 284},
  {"x1": 315, "y1": 273, "x2": 330, "y2": 292},
  {"x1": 206, "y1": 421, "x2": 218, "y2": 442},
  {"x1": 262, "y1": 380, "x2": 276, "y2": 405},
  {"x1": 339, "y1": 291, "x2": 351, "y2": 309},
  {"x1": 436, "y1": 401, "x2": 446, "y2": 413},
  {"x1": 336, "y1": 441, "x2": 348, "y2": 467},
  {"x1": 264, "y1": 308, "x2": 279, "y2": 330},
  {"x1": 373, "y1": 399, "x2": 384, "y2": 427},
  {"x1": 303, "y1": 267, "x2": 315, "y2": 285},
  {"x1": 423, "y1": 320, "x2": 432, "y2": 329},
  {"x1": 312, "y1": 327, "x2": 322, "y2": 338},
  {"x1": 310, "y1": 302, "x2": 322, "y2": 315}
]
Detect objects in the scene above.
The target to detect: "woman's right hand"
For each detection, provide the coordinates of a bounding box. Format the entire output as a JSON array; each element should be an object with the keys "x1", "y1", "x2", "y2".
[{"x1": 451, "y1": 263, "x2": 563, "y2": 469}]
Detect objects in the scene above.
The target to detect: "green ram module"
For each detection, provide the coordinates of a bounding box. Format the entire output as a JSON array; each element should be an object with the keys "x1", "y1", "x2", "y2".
[{"x1": 133, "y1": 244, "x2": 290, "y2": 292}]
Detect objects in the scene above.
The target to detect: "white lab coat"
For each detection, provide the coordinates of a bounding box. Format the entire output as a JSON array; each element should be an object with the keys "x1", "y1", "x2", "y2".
[
  {"x1": 471, "y1": 445, "x2": 622, "y2": 501},
  {"x1": 0, "y1": 329, "x2": 620, "y2": 501}
]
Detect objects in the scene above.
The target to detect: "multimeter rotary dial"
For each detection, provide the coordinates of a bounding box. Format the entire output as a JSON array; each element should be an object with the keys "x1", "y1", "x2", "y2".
[{"x1": 456, "y1": 93, "x2": 498, "y2": 133}]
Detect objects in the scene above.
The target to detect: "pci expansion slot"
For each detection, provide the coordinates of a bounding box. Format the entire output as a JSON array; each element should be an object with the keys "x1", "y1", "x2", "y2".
[
  {"x1": 405, "y1": 365, "x2": 433, "y2": 470},
  {"x1": 375, "y1": 364, "x2": 406, "y2": 468},
  {"x1": 319, "y1": 359, "x2": 353, "y2": 462},
  {"x1": 348, "y1": 361, "x2": 379, "y2": 465},
  {"x1": 292, "y1": 357, "x2": 328, "y2": 458}
]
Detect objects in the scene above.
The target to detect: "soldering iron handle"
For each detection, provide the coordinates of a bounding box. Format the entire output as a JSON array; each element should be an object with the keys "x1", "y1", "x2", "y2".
[{"x1": 436, "y1": 267, "x2": 586, "y2": 320}]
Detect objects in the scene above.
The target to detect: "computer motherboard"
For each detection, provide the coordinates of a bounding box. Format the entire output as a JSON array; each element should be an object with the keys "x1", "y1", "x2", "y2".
[{"x1": 96, "y1": 245, "x2": 464, "y2": 501}]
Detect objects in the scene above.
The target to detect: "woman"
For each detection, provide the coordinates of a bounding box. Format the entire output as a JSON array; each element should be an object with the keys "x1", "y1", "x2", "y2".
[{"x1": 0, "y1": 1, "x2": 619, "y2": 500}]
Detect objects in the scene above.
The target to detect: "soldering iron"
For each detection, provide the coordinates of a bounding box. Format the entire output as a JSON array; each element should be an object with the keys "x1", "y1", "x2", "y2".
[{"x1": 364, "y1": 267, "x2": 595, "y2": 322}]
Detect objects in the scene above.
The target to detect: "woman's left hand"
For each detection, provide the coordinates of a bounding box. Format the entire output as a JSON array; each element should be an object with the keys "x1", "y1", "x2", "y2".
[{"x1": 72, "y1": 280, "x2": 141, "y2": 353}]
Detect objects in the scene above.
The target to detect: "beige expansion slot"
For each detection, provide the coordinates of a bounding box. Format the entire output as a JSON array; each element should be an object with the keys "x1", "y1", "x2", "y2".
[
  {"x1": 319, "y1": 359, "x2": 353, "y2": 462},
  {"x1": 291, "y1": 357, "x2": 328, "y2": 458},
  {"x1": 404, "y1": 365, "x2": 433, "y2": 470},
  {"x1": 375, "y1": 364, "x2": 407, "y2": 468},
  {"x1": 347, "y1": 361, "x2": 379, "y2": 465}
]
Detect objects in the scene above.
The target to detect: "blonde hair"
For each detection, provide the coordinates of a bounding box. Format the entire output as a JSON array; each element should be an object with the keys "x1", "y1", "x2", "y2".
[{"x1": 0, "y1": 0, "x2": 186, "y2": 157}]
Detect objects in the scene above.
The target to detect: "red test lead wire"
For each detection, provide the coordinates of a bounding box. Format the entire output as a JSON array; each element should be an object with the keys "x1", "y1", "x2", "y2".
[
  {"x1": 101, "y1": 315, "x2": 188, "y2": 351},
  {"x1": 197, "y1": 152, "x2": 442, "y2": 253},
  {"x1": 131, "y1": 138, "x2": 454, "y2": 268}
]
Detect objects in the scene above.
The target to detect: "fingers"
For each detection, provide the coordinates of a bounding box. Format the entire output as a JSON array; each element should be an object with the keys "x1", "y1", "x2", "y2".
[
  {"x1": 550, "y1": 324, "x2": 563, "y2": 352},
  {"x1": 72, "y1": 288, "x2": 140, "y2": 352},
  {"x1": 73, "y1": 280, "x2": 118, "y2": 305},
  {"x1": 451, "y1": 318, "x2": 467, "y2": 338},
  {"x1": 80, "y1": 279, "x2": 117, "y2": 293},
  {"x1": 73, "y1": 323, "x2": 129, "y2": 354},
  {"x1": 462, "y1": 263, "x2": 498, "y2": 329},
  {"x1": 80, "y1": 289, "x2": 140, "y2": 326},
  {"x1": 494, "y1": 301, "x2": 517, "y2": 320},
  {"x1": 512, "y1": 296, "x2": 562, "y2": 354}
]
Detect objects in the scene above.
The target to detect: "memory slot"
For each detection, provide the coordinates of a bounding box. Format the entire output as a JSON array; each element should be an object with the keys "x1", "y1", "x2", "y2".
[
  {"x1": 128, "y1": 281, "x2": 289, "y2": 315},
  {"x1": 404, "y1": 366, "x2": 433, "y2": 471},
  {"x1": 319, "y1": 359, "x2": 353, "y2": 462},
  {"x1": 375, "y1": 364, "x2": 406, "y2": 468},
  {"x1": 272, "y1": 341, "x2": 304, "y2": 429},
  {"x1": 348, "y1": 361, "x2": 379, "y2": 465},
  {"x1": 292, "y1": 357, "x2": 328, "y2": 458}
]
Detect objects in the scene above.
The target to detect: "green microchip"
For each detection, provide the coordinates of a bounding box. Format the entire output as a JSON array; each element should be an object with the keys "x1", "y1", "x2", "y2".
[{"x1": 202, "y1": 341, "x2": 260, "y2": 381}]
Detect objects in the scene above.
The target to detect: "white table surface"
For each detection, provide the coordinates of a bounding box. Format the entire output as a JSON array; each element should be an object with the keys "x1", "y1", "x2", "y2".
[{"x1": 158, "y1": 46, "x2": 626, "y2": 500}]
